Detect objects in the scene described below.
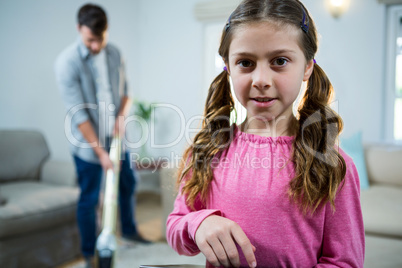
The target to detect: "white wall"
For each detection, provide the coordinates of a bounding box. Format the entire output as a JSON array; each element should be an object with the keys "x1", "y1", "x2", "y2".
[
  {"x1": 132, "y1": 0, "x2": 204, "y2": 163},
  {"x1": 303, "y1": 0, "x2": 387, "y2": 142},
  {"x1": 0, "y1": 0, "x2": 389, "y2": 163}
]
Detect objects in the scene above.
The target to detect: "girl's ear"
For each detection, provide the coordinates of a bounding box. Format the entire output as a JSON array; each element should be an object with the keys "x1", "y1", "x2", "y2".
[
  {"x1": 225, "y1": 64, "x2": 230, "y2": 75},
  {"x1": 223, "y1": 59, "x2": 230, "y2": 75},
  {"x1": 303, "y1": 59, "x2": 314, "y2": 81}
]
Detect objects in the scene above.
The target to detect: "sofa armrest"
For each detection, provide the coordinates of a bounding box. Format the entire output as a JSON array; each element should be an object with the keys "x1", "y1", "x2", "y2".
[
  {"x1": 41, "y1": 160, "x2": 77, "y2": 187},
  {"x1": 365, "y1": 144, "x2": 402, "y2": 187}
]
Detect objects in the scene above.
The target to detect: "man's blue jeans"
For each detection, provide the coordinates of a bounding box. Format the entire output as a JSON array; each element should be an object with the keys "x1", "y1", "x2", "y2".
[{"x1": 73, "y1": 147, "x2": 138, "y2": 257}]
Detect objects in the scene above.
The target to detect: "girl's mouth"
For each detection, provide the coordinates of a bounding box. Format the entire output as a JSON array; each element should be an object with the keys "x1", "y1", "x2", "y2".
[
  {"x1": 252, "y1": 97, "x2": 276, "y2": 102},
  {"x1": 251, "y1": 97, "x2": 278, "y2": 107}
]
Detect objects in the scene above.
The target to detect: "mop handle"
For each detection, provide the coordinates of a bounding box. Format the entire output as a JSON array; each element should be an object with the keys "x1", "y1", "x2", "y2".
[{"x1": 102, "y1": 135, "x2": 121, "y2": 232}]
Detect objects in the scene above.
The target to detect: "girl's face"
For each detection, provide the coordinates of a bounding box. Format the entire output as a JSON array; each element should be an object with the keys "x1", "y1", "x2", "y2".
[{"x1": 226, "y1": 21, "x2": 314, "y2": 131}]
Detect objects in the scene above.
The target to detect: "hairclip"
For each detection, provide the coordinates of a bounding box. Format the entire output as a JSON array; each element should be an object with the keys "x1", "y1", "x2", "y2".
[
  {"x1": 223, "y1": 66, "x2": 228, "y2": 71},
  {"x1": 300, "y1": 8, "x2": 309, "y2": 33},
  {"x1": 313, "y1": 59, "x2": 317, "y2": 64},
  {"x1": 225, "y1": 12, "x2": 233, "y2": 32}
]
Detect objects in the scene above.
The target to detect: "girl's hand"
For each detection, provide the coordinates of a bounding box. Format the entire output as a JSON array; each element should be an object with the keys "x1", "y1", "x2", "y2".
[{"x1": 195, "y1": 215, "x2": 257, "y2": 268}]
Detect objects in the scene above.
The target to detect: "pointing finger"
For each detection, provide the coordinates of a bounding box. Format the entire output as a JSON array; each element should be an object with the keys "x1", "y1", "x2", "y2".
[{"x1": 231, "y1": 227, "x2": 257, "y2": 268}]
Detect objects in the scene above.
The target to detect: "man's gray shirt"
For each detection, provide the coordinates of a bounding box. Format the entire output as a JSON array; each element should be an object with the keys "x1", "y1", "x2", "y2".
[{"x1": 55, "y1": 38, "x2": 131, "y2": 163}]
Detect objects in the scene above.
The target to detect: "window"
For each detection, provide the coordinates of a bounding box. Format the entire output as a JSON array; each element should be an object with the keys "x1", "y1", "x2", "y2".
[
  {"x1": 395, "y1": 35, "x2": 402, "y2": 140},
  {"x1": 195, "y1": 0, "x2": 245, "y2": 125},
  {"x1": 385, "y1": 5, "x2": 402, "y2": 141},
  {"x1": 203, "y1": 22, "x2": 247, "y2": 126}
]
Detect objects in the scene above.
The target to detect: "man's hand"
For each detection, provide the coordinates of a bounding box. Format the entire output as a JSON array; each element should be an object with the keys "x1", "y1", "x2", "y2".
[
  {"x1": 113, "y1": 115, "x2": 125, "y2": 139},
  {"x1": 195, "y1": 215, "x2": 257, "y2": 268},
  {"x1": 113, "y1": 96, "x2": 131, "y2": 139},
  {"x1": 97, "y1": 148, "x2": 114, "y2": 171}
]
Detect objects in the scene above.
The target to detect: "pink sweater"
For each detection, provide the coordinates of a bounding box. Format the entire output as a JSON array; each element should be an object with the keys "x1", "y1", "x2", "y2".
[{"x1": 167, "y1": 126, "x2": 365, "y2": 267}]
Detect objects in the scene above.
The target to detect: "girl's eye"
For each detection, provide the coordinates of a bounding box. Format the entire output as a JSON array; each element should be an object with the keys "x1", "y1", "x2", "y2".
[
  {"x1": 238, "y1": 60, "x2": 253, "y2": 68},
  {"x1": 273, "y1": 58, "x2": 288, "y2": 66}
]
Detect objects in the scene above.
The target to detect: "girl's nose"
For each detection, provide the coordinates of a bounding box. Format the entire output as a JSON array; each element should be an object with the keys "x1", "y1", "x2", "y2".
[{"x1": 252, "y1": 64, "x2": 272, "y2": 90}]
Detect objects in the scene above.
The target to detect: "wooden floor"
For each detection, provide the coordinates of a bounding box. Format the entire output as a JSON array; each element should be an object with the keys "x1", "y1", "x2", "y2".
[
  {"x1": 58, "y1": 191, "x2": 164, "y2": 267},
  {"x1": 135, "y1": 191, "x2": 165, "y2": 242}
]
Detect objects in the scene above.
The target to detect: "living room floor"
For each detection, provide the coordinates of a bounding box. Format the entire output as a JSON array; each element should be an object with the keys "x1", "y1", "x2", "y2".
[
  {"x1": 58, "y1": 191, "x2": 165, "y2": 267},
  {"x1": 134, "y1": 191, "x2": 165, "y2": 242}
]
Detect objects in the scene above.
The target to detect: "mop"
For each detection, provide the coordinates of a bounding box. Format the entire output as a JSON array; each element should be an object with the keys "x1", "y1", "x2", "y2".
[{"x1": 95, "y1": 135, "x2": 121, "y2": 268}]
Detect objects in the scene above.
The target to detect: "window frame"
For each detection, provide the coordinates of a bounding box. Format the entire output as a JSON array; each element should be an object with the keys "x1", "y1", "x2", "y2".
[{"x1": 385, "y1": 5, "x2": 402, "y2": 141}]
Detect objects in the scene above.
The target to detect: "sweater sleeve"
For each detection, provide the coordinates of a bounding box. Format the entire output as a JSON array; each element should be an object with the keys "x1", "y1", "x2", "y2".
[
  {"x1": 316, "y1": 151, "x2": 365, "y2": 267},
  {"x1": 166, "y1": 185, "x2": 222, "y2": 256},
  {"x1": 54, "y1": 56, "x2": 89, "y2": 127}
]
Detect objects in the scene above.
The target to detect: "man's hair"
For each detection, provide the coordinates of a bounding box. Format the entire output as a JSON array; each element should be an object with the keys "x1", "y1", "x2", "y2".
[{"x1": 77, "y1": 3, "x2": 108, "y2": 36}]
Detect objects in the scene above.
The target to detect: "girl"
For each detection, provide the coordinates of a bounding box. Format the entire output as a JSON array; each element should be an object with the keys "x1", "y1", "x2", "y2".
[{"x1": 167, "y1": 0, "x2": 365, "y2": 267}]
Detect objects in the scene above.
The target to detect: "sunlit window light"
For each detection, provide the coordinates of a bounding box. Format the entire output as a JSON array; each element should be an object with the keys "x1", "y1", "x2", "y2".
[
  {"x1": 215, "y1": 53, "x2": 225, "y2": 74},
  {"x1": 394, "y1": 36, "x2": 402, "y2": 140},
  {"x1": 214, "y1": 52, "x2": 247, "y2": 125}
]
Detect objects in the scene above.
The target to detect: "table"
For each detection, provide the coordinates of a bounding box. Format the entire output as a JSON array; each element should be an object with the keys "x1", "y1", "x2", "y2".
[{"x1": 140, "y1": 266, "x2": 204, "y2": 268}]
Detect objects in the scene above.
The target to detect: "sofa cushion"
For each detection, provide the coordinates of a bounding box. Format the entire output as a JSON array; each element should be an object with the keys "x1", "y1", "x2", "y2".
[
  {"x1": 361, "y1": 185, "x2": 402, "y2": 238},
  {"x1": 0, "y1": 130, "x2": 50, "y2": 182},
  {"x1": 0, "y1": 193, "x2": 6, "y2": 206},
  {"x1": 365, "y1": 144, "x2": 402, "y2": 187},
  {"x1": 365, "y1": 235, "x2": 402, "y2": 267},
  {"x1": 0, "y1": 181, "x2": 79, "y2": 239}
]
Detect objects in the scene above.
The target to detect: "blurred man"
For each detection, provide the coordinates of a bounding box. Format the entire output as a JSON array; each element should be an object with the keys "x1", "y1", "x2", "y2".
[{"x1": 55, "y1": 4, "x2": 150, "y2": 267}]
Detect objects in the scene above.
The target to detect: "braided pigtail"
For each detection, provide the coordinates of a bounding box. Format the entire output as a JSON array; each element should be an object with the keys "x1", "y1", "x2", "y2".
[
  {"x1": 179, "y1": 70, "x2": 234, "y2": 209},
  {"x1": 290, "y1": 63, "x2": 346, "y2": 214}
]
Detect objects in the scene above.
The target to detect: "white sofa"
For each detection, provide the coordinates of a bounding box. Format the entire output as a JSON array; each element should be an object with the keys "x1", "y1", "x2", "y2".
[
  {"x1": 160, "y1": 143, "x2": 402, "y2": 267},
  {"x1": 0, "y1": 130, "x2": 80, "y2": 268},
  {"x1": 361, "y1": 143, "x2": 402, "y2": 267}
]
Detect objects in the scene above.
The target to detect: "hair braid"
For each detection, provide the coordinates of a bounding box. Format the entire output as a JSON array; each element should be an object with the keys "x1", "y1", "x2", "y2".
[
  {"x1": 290, "y1": 63, "x2": 346, "y2": 213},
  {"x1": 179, "y1": 71, "x2": 234, "y2": 208}
]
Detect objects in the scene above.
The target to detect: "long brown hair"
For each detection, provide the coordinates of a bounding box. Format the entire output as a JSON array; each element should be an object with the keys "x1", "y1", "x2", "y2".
[{"x1": 179, "y1": 0, "x2": 346, "y2": 213}]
